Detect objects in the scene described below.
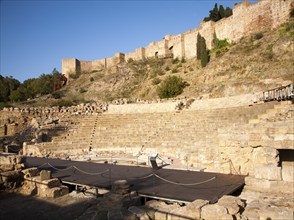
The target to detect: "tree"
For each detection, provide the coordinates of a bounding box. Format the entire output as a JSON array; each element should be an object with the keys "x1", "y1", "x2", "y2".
[
  {"x1": 210, "y1": 3, "x2": 221, "y2": 22},
  {"x1": 219, "y1": 5, "x2": 225, "y2": 19},
  {"x1": 157, "y1": 76, "x2": 188, "y2": 99},
  {"x1": 197, "y1": 33, "x2": 202, "y2": 59},
  {"x1": 225, "y1": 7, "x2": 233, "y2": 17},
  {"x1": 0, "y1": 75, "x2": 21, "y2": 102},
  {"x1": 197, "y1": 34, "x2": 210, "y2": 67},
  {"x1": 203, "y1": 4, "x2": 233, "y2": 22}
]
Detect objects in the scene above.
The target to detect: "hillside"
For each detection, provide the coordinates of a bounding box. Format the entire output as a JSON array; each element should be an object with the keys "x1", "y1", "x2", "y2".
[{"x1": 23, "y1": 21, "x2": 294, "y2": 107}]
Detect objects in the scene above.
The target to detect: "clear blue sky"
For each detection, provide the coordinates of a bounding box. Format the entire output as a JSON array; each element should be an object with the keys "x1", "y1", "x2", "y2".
[{"x1": 1, "y1": 0, "x2": 256, "y2": 82}]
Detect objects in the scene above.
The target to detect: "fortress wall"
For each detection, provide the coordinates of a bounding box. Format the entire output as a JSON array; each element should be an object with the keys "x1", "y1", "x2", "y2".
[
  {"x1": 105, "y1": 53, "x2": 125, "y2": 68},
  {"x1": 125, "y1": 48, "x2": 145, "y2": 61},
  {"x1": 184, "y1": 31, "x2": 197, "y2": 58},
  {"x1": 214, "y1": 16, "x2": 235, "y2": 41},
  {"x1": 242, "y1": 0, "x2": 272, "y2": 33},
  {"x1": 62, "y1": 0, "x2": 292, "y2": 77},
  {"x1": 79, "y1": 60, "x2": 92, "y2": 73},
  {"x1": 92, "y1": 58, "x2": 106, "y2": 70},
  {"x1": 198, "y1": 21, "x2": 215, "y2": 49},
  {"x1": 271, "y1": 0, "x2": 293, "y2": 28},
  {"x1": 62, "y1": 58, "x2": 80, "y2": 80},
  {"x1": 125, "y1": 51, "x2": 138, "y2": 61},
  {"x1": 167, "y1": 34, "x2": 184, "y2": 58},
  {"x1": 145, "y1": 42, "x2": 159, "y2": 58}
]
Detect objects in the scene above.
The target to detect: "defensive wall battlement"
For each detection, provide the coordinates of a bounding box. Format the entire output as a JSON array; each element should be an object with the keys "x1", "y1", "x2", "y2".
[{"x1": 62, "y1": 0, "x2": 293, "y2": 80}]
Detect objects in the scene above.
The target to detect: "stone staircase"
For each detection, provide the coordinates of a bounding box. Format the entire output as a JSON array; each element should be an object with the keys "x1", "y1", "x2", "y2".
[{"x1": 25, "y1": 100, "x2": 291, "y2": 168}]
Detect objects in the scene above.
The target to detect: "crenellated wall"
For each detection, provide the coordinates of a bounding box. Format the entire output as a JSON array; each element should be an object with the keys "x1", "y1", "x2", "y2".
[{"x1": 62, "y1": 0, "x2": 293, "y2": 80}]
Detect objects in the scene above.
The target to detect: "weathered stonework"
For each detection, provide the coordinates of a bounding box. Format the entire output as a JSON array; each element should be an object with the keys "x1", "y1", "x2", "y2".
[{"x1": 62, "y1": 0, "x2": 293, "y2": 80}]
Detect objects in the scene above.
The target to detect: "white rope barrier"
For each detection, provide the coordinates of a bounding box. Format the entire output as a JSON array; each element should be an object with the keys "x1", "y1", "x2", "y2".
[
  {"x1": 36, "y1": 162, "x2": 108, "y2": 175},
  {"x1": 127, "y1": 173, "x2": 154, "y2": 180},
  {"x1": 73, "y1": 166, "x2": 109, "y2": 175},
  {"x1": 154, "y1": 174, "x2": 216, "y2": 186},
  {"x1": 47, "y1": 163, "x2": 73, "y2": 171}
]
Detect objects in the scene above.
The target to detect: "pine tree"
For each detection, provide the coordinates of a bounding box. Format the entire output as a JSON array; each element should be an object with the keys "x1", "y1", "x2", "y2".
[
  {"x1": 197, "y1": 33, "x2": 202, "y2": 59},
  {"x1": 210, "y1": 3, "x2": 220, "y2": 22},
  {"x1": 219, "y1": 5, "x2": 225, "y2": 19},
  {"x1": 225, "y1": 7, "x2": 233, "y2": 17},
  {"x1": 200, "y1": 37, "x2": 209, "y2": 67}
]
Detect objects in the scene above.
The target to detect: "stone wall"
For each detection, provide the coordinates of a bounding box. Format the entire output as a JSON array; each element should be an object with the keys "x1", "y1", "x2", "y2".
[{"x1": 62, "y1": 0, "x2": 293, "y2": 78}]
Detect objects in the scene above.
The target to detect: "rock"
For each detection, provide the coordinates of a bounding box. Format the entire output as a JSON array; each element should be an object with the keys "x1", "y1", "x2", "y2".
[
  {"x1": 218, "y1": 195, "x2": 245, "y2": 215},
  {"x1": 112, "y1": 180, "x2": 130, "y2": 195},
  {"x1": 128, "y1": 206, "x2": 149, "y2": 220},
  {"x1": 22, "y1": 167, "x2": 39, "y2": 178},
  {"x1": 254, "y1": 165, "x2": 282, "y2": 181},
  {"x1": 281, "y1": 164, "x2": 294, "y2": 182},
  {"x1": 0, "y1": 170, "x2": 22, "y2": 189},
  {"x1": 39, "y1": 178, "x2": 61, "y2": 189},
  {"x1": 30, "y1": 118, "x2": 40, "y2": 128},
  {"x1": 245, "y1": 176, "x2": 294, "y2": 194},
  {"x1": 40, "y1": 170, "x2": 52, "y2": 181},
  {"x1": 170, "y1": 199, "x2": 209, "y2": 220},
  {"x1": 252, "y1": 147, "x2": 278, "y2": 165},
  {"x1": 201, "y1": 203, "x2": 233, "y2": 220},
  {"x1": 38, "y1": 187, "x2": 62, "y2": 198},
  {"x1": 259, "y1": 206, "x2": 293, "y2": 220}
]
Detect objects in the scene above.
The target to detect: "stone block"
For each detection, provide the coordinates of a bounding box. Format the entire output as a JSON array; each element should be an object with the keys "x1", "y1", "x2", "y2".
[
  {"x1": 128, "y1": 206, "x2": 149, "y2": 220},
  {"x1": 22, "y1": 168, "x2": 39, "y2": 178},
  {"x1": 218, "y1": 195, "x2": 245, "y2": 215},
  {"x1": 254, "y1": 165, "x2": 281, "y2": 181},
  {"x1": 252, "y1": 147, "x2": 278, "y2": 165},
  {"x1": 39, "y1": 178, "x2": 61, "y2": 189},
  {"x1": 40, "y1": 170, "x2": 52, "y2": 181},
  {"x1": 59, "y1": 185, "x2": 69, "y2": 196},
  {"x1": 282, "y1": 164, "x2": 294, "y2": 182},
  {"x1": 245, "y1": 176, "x2": 294, "y2": 194},
  {"x1": 170, "y1": 199, "x2": 209, "y2": 220},
  {"x1": 259, "y1": 206, "x2": 293, "y2": 220},
  {"x1": 201, "y1": 204, "x2": 233, "y2": 220},
  {"x1": 38, "y1": 187, "x2": 61, "y2": 198}
]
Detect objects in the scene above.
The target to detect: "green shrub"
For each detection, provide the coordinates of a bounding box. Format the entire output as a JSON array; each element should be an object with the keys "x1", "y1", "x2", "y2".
[
  {"x1": 52, "y1": 99, "x2": 74, "y2": 107},
  {"x1": 291, "y1": 8, "x2": 294, "y2": 18},
  {"x1": 157, "y1": 76, "x2": 188, "y2": 99},
  {"x1": 165, "y1": 66, "x2": 171, "y2": 71},
  {"x1": 152, "y1": 78, "x2": 161, "y2": 85},
  {"x1": 90, "y1": 77, "x2": 94, "y2": 82},
  {"x1": 211, "y1": 38, "x2": 230, "y2": 56},
  {"x1": 69, "y1": 71, "x2": 80, "y2": 79},
  {"x1": 189, "y1": 67, "x2": 194, "y2": 72},
  {"x1": 279, "y1": 21, "x2": 294, "y2": 39},
  {"x1": 172, "y1": 58, "x2": 179, "y2": 64},
  {"x1": 177, "y1": 63, "x2": 182, "y2": 68},
  {"x1": 265, "y1": 44, "x2": 274, "y2": 60},
  {"x1": 254, "y1": 32, "x2": 264, "y2": 40},
  {"x1": 171, "y1": 68, "x2": 178, "y2": 73},
  {"x1": 52, "y1": 91, "x2": 63, "y2": 99},
  {"x1": 150, "y1": 68, "x2": 165, "y2": 78},
  {"x1": 79, "y1": 88, "x2": 87, "y2": 93},
  {"x1": 127, "y1": 58, "x2": 134, "y2": 63},
  {"x1": 181, "y1": 57, "x2": 186, "y2": 63}
]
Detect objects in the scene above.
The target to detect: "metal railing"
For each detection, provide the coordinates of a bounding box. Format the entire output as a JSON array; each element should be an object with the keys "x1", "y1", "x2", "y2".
[{"x1": 262, "y1": 84, "x2": 294, "y2": 102}]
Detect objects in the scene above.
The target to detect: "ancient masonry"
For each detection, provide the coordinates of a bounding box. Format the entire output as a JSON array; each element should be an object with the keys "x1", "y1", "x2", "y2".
[{"x1": 62, "y1": 0, "x2": 292, "y2": 79}]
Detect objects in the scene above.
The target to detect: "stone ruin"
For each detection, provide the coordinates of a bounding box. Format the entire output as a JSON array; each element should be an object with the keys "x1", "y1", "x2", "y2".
[
  {"x1": 0, "y1": 154, "x2": 69, "y2": 199},
  {"x1": 0, "y1": 92, "x2": 293, "y2": 219}
]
